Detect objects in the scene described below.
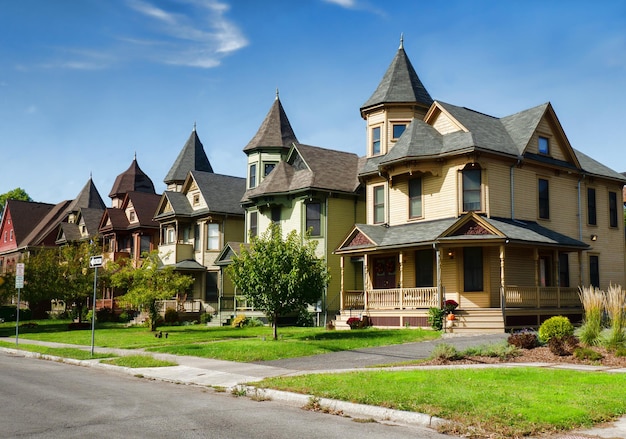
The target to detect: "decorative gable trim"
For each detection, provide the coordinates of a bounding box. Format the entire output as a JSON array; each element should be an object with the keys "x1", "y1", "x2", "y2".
[
  {"x1": 425, "y1": 102, "x2": 467, "y2": 135},
  {"x1": 440, "y1": 212, "x2": 502, "y2": 239}
]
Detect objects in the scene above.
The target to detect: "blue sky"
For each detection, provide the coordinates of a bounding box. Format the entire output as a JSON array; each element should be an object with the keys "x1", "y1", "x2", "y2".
[{"x1": 1, "y1": 0, "x2": 625, "y2": 204}]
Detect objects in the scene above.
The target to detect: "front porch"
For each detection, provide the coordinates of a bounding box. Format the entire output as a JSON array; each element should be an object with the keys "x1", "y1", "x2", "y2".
[{"x1": 338, "y1": 285, "x2": 582, "y2": 332}]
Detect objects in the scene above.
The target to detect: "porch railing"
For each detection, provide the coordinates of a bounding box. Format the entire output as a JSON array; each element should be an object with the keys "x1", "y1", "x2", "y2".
[
  {"x1": 503, "y1": 286, "x2": 580, "y2": 308},
  {"x1": 157, "y1": 299, "x2": 203, "y2": 313},
  {"x1": 219, "y1": 295, "x2": 256, "y2": 313},
  {"x1": 343, "y1": 287, "x2": 439, "y2": 310}
]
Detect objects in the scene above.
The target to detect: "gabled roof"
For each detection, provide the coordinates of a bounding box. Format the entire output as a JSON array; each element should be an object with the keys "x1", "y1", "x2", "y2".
[
  {"x1": 154, "y1": 191, "x2": 193, "y2": 220},
  {"x1": 164, "y1": 128, "x2": 214, "y2": 185},
  {"x1": 215, "y1": 241, "x2": 250, "y2": 266},
  {"x1": 124, "y1": 192, "x2": 161, "y2": 228},
  {"x1": 242, "y1": 143, "x2": 361, "y2": 202},
  {"x1": 109, "y1": 158, "x2": 156, "y2": 199},
  {"x1": 243, "y1": 95, "x2": 298, "y2": 152},
  {"x1": 336, "y1": 213, "x2": 588, "y2": 254},
  {"x1": 0, "y1": 199, "x2": 55, "y2": 248},
  {"x1": 56, "y1": 206, "x2": 105, "y2": 245},
  {"x1": 361, "y1": 39, "x2": 433, "y2": 115},
  {"x1": 191, "y1": 171, "x2": 246, "y2": 216},
  {"x1": 67, "y1": 177, "x2": 106, "y2": 212},
  {"x1": 99, "y1": 208, "x2": 130, "y2": 232},
  {"x1": 21, "y1": 200, "x2": 72, "y2": 247}
]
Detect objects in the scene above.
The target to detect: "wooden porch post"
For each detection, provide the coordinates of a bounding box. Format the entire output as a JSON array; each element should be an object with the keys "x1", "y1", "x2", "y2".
[
  {"x1": 340, "y1": 256, "x2": 345, "y2": 311},
  {"x1": 578, "y1": 250, "x2": 583, "y2": 287},
  {"x1": 363, "y1": 253, "x2": 369, "y2": 310},
  {"x1": 534, "y1": 248, "x2": 540, "y2": 308},
  {"x1": 554, "y1": 249, "x2": 560, "y2": 308},
  {"x1": 499, "y1": 244, "x2": 506, "y2": 313},
  {"x1": 435, "y1": 244, "x2": 442, "y2": 307},
  {"x1": 399, "y1": 251, "x2": 404, "y2": 310}
]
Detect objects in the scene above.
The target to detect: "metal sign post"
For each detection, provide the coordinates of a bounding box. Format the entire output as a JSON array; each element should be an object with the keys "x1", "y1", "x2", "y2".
[
  {"x1": 89, "y1": 255, "x2": 103, "y2": 356},
  {"x1": 15, "y1": 263, "x2": 24, "y2": 347}
]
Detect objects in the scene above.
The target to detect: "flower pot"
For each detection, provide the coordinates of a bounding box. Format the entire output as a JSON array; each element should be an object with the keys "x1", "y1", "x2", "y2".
[{"x1": 446, "y1": 313, "x2": 456, "y2": 321}]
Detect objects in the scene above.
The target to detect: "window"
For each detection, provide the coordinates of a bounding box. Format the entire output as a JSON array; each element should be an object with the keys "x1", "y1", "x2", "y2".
[
  {"x1": 373, "y1": 185, "x2": 385, "y2": 224},
  {"x1": 392, "y1": 124, "x2": 406, "y2": 139},
  {"x1": 194, "y1": 224, "x2": 200, "y2": 251},
  {"x1": 372, "y1": 126, "x2": 381, "y2": 155},
  {"x1": 463, "y1": 247, "x2": 483, "y2": 292},
  {"x1": 538, "y1": 178, "x2": 550, "y2": 219},
  {"x1": 9, "y1": 230, "x2": 13, "y2": 241},
  {"x1": 462, "y1": 166, "x2": 481, "y2": 211},
  {"x1": 167, "y1": 228, "x2": 175, "y2": 244},
  {"x1": 207, "y1": 223, "x2": 220, "y2": 250},
  {"x1": 589, "y1": 255, "x2": 600, "y2": 288},
  {"x1": 140, "y1": 235, "x2": 151, "y2": 254},
  {"x1": 271, "y1": 206, "x2": 281, "y2": 223},
  {"x1": 409, "y1": 177, "x2": 422, "y2": 219},
  {"x1": 205, "y1": 272, "x2": 218, "y2": 302},
  {"x1": 129, "y1": 210, "x2": 136, "y2": 222},
  {"x1": 3, "y1": 231, "x2": 6, "y2": 242},
  {"x1": 248, "y1": 163, "x2": 257, "y2": 188},
  {"x1": 415, "y1": 249, "x2": 433, "y2": 287},
  {"x1": 249, "y1": 212, "x2": 258, "y2": 238},
  {"x1": 538, "y1": 136, "x2": 550, "y2": 155},
  {"x1": 264, "y1": 162, "x2": 276, "y2": 177},
  {"x1": 192, "y1": 193, "x2": 200, "y2": 205},
  {"x1": 306, "y1": 203, "x2": 321, "y2": 236},
  {"x1": 587, "y1": 188, "x2": 596, "y2": 225},
  {"x1": 609, "y1": 191, "x2": 618, "y2": 228},
  {"x1": 559, "y1": 253, "x2": 570, "y2": 288}
]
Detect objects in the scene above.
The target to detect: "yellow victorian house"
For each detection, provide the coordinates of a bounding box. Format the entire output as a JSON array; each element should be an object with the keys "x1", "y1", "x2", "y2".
[{"x1": 335, "y1": 40, "x2": 626, "y2": 332}]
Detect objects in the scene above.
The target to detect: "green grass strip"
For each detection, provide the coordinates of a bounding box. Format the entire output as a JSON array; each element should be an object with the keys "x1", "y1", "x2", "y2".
[
  {"x1": 101, "y1": 355, "x2": 177, "y2": 368},
  {"x1": 0, "y1": 340, "x2": 114, "y2": 360},
  {"x1": 258, "y1": 367, "x2": 626, "y2": 437}
]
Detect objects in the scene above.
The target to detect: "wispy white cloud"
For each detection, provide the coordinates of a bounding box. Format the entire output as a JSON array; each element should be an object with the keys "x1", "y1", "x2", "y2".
[
  {"x1": 323, "y1": 0, "x2": 357, "y2": 7},
  {"x1": 125, "y1": 0, "x2": 248, "y2": 67},
  {"x1": 321, "y1": 0, "x2": 386, "y2": 17}
]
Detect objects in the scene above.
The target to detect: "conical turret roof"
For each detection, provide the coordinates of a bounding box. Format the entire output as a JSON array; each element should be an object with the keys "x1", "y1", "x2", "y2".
[
  {"x1": 164, "y1": 127, "x2": 214, "y2": 185},
  {"x1": 67, "y1": 177, "x2": 106, "y2": 212},
  {"x1": 243, "y1": 94, "x2": 298, "y2": 152},
  {"x1": 108, "y1": 157, "x2": 156, "y2": 199},
  {"x1": 361, "y1": 38, "x2": 433, "y2": 115}
]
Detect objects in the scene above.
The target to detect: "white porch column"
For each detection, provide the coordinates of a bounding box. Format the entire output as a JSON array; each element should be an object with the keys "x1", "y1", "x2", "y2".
[
  {"x1": 499, "y1": 244, "x2": 505, "y2": 310},
  {"x1": 363, "y1": 253, "x2": 369, "y2": 310},
  {"x1": 435, "y1": 244, "x2": 442, "y2": 307},
  {"x1": 340, "y1": 256, "x2": 345, "y2": 311},
  {"x1": 399, "y1": 251, "x2": 404, "y2": 309}
]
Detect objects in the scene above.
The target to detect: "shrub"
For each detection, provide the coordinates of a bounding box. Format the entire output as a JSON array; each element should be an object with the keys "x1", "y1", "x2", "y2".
[
  {"x1": 118, "y1": 310, "x2": 133, "y2": 323},
  {"x1": 231, "y1": 314, "x2": 248, "y2": 328},
  {"x1": 507, "y1": 329, "x2": 539, "y2": 349},
  {"x1": 464, "y1": 342, "x2": 520, "y2": 361},
  {"x1": 578, "y1": 285, "x2": 605, "y2": 346},
  {"x1": 548, "y1": 335, "x2": 578, "y2": 356},
  {"x1": 96, "y1": 307, "x2": 115, "y2": 323},
  {"x1": 295, "y1": 307, "x2": 314, "y2": 327},
  {"x1": 538, "y1": 316, "x2": 574, "y2": 343},
  {"x1": 164, "y1": 308, "x2": 179, "y2": 324},
  {"x1": 427, "y1": 307, "x2": 445, "y2": 331},
  {"x1": 574, "y1": 346, "x2": 604, "y2": 362},
  {"x1": 246, "y1": 317, "x2": 265, "y2": 327},
  {"x1": 614, "y1": 346, "x2": 626, "y2": 357},
  {"x1": 430, "y1": 343, "x2": 461, "y2": 361},
  {"x1": 604, "y1": 283, "x2": 626, "y2": 348},
  {"x1": 200, "y1": 312, "x2": 213, "y2": 324}
]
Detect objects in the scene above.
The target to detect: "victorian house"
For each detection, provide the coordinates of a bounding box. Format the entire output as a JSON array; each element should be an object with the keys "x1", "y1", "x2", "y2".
[
  {"x1": 335, "y1": 40, "x2": 626, "y2": 332},
  {"x1": 154, "y1": 128, "x2": 246, "y2": 315},
  {"x1": 215, "y1": 94, "x2": 365, "y2": 324},
  {"x1": 99, "y1": 157, "x2": 161, "y2": 267}
]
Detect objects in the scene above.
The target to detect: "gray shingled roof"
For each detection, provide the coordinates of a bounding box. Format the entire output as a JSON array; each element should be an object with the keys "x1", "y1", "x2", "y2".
[
  {"x1": 243, "y1": 96, "x2": 298, "y2": 152},
  {"x1": 338, "y1": 214, "x2": 587, "y2": 253},
  {"x1": 243, "y1": 143, "x2": 361, "y2": 202},
  {"x1": 164, "y1": 129, "x2": 214, "y2": 185},
  {"x1": 109, "y1": 158, "x2": 156, "y2": 199},
  {"x1": 154, "y1": 191, "x2": 193, "y2": 220},
  {"x1": 191, "y1": 171, "x2": 246, "y2": 216},
  {"x1": 361, "y1": 43, "x2": 433, "y2": 112},
  {"x1": 574, "y1": 148, "x2": 626, "y2": 181},
  {"x1": 67, "y1": 178, "x2": 106, "y2": 212}
]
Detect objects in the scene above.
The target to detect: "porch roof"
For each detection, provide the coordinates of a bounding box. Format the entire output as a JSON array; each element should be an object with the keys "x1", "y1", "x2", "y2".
[{"x1": 336, "y1": 215, "x2": 589, "y2": 253}]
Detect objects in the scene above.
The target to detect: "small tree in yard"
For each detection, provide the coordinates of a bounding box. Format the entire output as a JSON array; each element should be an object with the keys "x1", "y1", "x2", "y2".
[
  {"x1": 226, "y1": 223, "x2": 330, "y2": 340},
  {"x1": 110, "y1": 251, "x2": 193, "y2": 331}
]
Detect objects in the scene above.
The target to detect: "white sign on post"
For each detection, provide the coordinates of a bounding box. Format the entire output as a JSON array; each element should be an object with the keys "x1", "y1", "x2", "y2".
[
  {"x1": 89, "y1": 255, "x2": 103, "y2": 268},
  {"x1": 15, "y1": 263, "x2": 24, "y2": 289}
]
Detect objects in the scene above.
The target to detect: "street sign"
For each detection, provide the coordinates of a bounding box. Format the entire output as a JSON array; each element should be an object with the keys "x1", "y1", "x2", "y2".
[
  {"x1": 15, "y1": 263, "x2": 24, "y2": 288},
  {"x1": 15, "y1": 277, "x2": 23, "y2": 289},
  {"x1": 89, "y1": 255, "x2": 103, "y2": 268}
]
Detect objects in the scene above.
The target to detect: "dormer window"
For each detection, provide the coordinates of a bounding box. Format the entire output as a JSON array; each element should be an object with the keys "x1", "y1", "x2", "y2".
[
  {"x1": 372, "y1": 126, "x2": 381, "y2": 155},
  {"x1": 392, "y1": 123, "x2": 407, "y2": 140},
  {"x1": 129, "y1": 210, "x2": 136, "y2": 222},
  {"x1": 192, "y1": 193, "x2": 200, "y2": 206},
  {"x1": 538, "y1": 136, "x2": 550, "y2": 155}
]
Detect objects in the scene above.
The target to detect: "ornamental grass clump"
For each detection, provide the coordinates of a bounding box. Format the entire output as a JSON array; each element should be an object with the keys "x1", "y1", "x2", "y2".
[
  {"x1": 604, "y1": 283, "x2": 626, "y2": 349},
  {"x1": 577, "y1": 285, "x2": 605, "y2": 346}
]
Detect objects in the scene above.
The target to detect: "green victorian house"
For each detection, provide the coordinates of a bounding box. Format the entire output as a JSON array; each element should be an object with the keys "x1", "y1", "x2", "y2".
[{"x1": 216, "y1": 93, "x2": 365, "y2": 325}]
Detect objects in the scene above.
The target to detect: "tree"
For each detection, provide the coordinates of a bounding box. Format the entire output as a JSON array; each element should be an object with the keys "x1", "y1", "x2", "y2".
[
  {"x1": 22, "y1": 248, "x2": 64, "y2": 318},
  {"x1": 0, "y1": 188, "x2": 32, "y2": 216},
  {"x1": 226, "y1": 223, "x2": 330, "y2": 340},
  {"x1": 110, "y1": 251, "x2": 193, "y2": 331}
]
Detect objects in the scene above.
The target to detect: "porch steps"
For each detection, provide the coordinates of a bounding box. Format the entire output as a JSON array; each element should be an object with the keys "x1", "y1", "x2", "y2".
[{"x1": 447, "y1": 309, "x2": 505, "y2": 334}]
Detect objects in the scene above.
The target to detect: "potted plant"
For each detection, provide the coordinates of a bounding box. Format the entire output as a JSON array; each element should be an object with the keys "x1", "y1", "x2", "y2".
[
  {"x1": 346, "y1": 317, "x2": 361, "y2": 329},
  {"x1": 443, "y1": 299, "x2": 458, "y2": 320}
]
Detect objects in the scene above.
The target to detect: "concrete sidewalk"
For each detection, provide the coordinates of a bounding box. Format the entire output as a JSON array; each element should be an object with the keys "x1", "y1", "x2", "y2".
[{"x1": 2, "y1": 333, "x2": 626, "y2": 438}]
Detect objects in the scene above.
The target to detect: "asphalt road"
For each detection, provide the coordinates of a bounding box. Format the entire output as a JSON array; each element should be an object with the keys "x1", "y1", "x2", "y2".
[{"x1": 0, "y1": 351, "x2": 452, "y2": 439}]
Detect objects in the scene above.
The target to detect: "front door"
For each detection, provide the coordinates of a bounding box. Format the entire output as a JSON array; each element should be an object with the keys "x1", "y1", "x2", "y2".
[{"x1": 373, "y1": 256, "x2": 396, "y2": 289}]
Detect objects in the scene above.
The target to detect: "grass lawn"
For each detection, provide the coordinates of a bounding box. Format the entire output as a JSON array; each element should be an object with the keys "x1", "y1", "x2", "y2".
[
  {"x1": 0, "y1": 340, "x2": 114, "y2": 360},
  {"x1": 258, "y1": 367, "x2": 626, "y2": 438},
  {"x1": 0, "y1": 320, "x2": 440, "y2": 362}
]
